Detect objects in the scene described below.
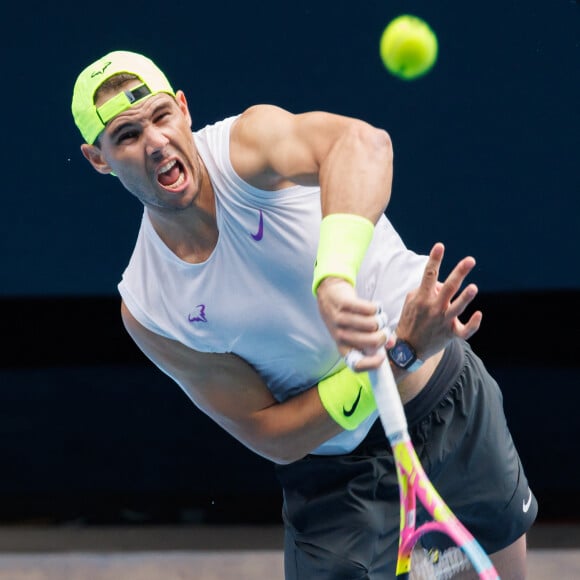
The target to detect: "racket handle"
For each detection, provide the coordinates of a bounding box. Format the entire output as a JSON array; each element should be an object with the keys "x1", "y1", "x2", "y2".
[{"x1": 369, "y1": 360, "x2": 409, "y2": 438}]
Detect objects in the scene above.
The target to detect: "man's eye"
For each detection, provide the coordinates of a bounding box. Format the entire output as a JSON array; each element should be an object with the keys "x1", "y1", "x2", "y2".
[
  {"x1": 155, "y1": 112, "x2": 171, "y2": 123},
  {"x1": 117, "y1": 131, "x2": 138, "y2": 143}
]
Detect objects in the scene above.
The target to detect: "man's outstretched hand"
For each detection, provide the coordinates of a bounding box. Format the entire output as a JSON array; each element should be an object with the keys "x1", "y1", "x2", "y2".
[{"x1": 396, "y1": 242, "x2": 482, "y2": 362}]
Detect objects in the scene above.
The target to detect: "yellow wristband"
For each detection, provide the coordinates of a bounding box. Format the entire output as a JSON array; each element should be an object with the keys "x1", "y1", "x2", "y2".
[
  {"x1": 312, "y1": 214, "x2": 374, "y2": 295},
  {"x1": 318, "y1": 366, "x2": 376, "y2": 430}
]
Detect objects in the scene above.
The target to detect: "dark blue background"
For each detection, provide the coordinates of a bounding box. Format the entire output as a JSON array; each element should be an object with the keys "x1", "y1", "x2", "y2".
[
  {"x1": 1, "y1": 0, "x2": 578, "y2": 296},
  {"x1": 0, "y1": 0, "x2": 579, "y2": 526}
]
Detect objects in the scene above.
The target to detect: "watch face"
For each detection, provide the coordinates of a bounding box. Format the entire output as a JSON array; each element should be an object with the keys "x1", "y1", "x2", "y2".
[{"x1": 388, "y1": 341, "x2": 416, "y2": 368}]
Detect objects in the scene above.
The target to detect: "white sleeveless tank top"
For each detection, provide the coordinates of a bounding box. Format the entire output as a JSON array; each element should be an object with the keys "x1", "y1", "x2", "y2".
[{"x1": 118, "y1": 115, "x2": 427, "y2": 454}]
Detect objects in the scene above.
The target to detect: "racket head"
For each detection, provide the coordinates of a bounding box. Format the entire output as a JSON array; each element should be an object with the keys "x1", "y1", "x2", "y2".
[{"x1": 392, "y1": 438, "x2": 499, "y2": 579}]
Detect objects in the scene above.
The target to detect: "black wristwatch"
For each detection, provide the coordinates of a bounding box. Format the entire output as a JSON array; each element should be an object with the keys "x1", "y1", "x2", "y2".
[{"x1": 387, "y1": 338, "x2": 424, "y2": 372}]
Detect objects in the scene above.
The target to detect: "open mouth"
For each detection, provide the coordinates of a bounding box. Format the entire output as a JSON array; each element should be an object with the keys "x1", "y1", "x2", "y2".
[{"x1": 157, "y1": 159, "x2": 186, "y2": 190}]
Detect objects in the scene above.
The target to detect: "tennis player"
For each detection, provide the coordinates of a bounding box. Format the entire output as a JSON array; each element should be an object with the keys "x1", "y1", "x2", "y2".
[{"x1": 72, "y1": 50, "x2": 537, "y2": 579}]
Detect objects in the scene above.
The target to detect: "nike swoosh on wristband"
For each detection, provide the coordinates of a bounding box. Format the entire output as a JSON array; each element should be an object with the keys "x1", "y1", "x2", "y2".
[
  {"x1": 522, "y1": 488, "x2": 533, "y2": 513},
  {"x1": 343, "y1": 386, "x2": 363, "y2": 417},
  {"x1": 250, "y1": 209, "x2": 264, "y2": 241}
]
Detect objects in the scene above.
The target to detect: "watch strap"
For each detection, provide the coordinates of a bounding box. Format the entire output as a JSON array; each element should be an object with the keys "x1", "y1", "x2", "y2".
[{"x1": 406, "y1": 358, "x2": 424, "y2": 372}]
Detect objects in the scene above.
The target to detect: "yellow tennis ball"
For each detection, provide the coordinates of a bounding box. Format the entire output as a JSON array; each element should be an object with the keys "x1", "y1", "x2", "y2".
[{"x1": 380, "y1": 15, "x2": 438, "y2": 80}]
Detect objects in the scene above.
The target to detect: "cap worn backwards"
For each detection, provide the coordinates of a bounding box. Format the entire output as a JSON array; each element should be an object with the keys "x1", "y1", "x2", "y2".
[{"x1": 71, "y1": 50, "x2": 176, "y2": 145}]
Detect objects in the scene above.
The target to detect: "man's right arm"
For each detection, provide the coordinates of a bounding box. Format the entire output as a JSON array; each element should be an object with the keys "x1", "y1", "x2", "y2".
[{"x1": 120, "y1": 301, "x2": 343, "y2": 464}]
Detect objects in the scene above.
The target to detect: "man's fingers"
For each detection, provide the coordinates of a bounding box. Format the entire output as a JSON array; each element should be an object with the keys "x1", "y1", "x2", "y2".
[
  {"x1": 437, "y1": 256, "x2": 476, "y2": 306},
  {"x1": 336, "y1": 327, "x2": 389, "y2": 354},
  {"x1": 466, "y1": 311, "x2": 483, "y2": 339},
  {"x1": 419, "y1": 243, "x2": 445, "y2": 293},
  {"x1": 344, "y1": 349, "x2": 364, "y2": 372},
  {"x1": 446, "y1": 283, "x2": 478, "y2": 320},
  {"x1": 344, "y1": 348, "x2": 387, "y2": 372},
  {"x1": 454, "y1": 311, "x2": 483, "y2": 340},
  {"x1": 334, "y1": 310, "x2": 387, "y2": 334}
]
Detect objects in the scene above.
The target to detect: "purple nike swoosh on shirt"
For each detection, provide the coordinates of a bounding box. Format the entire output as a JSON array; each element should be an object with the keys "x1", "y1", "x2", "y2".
[{"x1": 250, "y1": 209, "x2": 264, "y2": 241}]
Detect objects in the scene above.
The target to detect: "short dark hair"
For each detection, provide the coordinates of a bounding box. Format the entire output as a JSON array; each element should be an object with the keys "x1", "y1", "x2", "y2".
[{"x1": 94, "y1": 72, "x2": 140, "y2": 104}]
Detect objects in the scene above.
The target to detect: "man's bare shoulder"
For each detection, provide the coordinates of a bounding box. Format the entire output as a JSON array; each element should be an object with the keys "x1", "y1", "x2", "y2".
[
  {"x1": 232, "y1": 105, "x2": 350, "y2": 140},
  {"x1": 232, "y1": 104, "x2": 295, "y2": 146},
  {"x1": 230, "y1": 105, "x2": 355, "y2": 189}
]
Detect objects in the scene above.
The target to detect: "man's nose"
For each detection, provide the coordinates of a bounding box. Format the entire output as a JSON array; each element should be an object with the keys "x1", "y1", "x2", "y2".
[{"x1": 144, "y1": 126, "x2": 169, "y2": 157}]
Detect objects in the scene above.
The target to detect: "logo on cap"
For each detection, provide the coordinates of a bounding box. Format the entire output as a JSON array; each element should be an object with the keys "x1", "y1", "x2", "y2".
[{"x1": 90, "y1": 61, "x2": 112, "y2": 78}]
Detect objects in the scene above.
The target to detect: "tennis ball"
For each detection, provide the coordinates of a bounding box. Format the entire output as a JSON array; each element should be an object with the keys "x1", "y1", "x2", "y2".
[{"x1": 379, "y1": 15, "x2": 438, "y2": 80}]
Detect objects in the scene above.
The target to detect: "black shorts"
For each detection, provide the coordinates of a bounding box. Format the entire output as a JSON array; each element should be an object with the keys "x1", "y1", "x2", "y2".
[{"x1": 275, "y1": 339, "x2": 538, "y2": 579}]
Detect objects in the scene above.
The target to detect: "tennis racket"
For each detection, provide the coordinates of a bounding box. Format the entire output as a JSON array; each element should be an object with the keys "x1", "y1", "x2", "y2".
[{"x1": 368, "y1": 359, "x2": 500, "y2": 579}]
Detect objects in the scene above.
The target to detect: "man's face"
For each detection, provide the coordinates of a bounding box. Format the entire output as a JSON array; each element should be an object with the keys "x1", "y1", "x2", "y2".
[{"x1": 83, "y1": 81, "x2": 203, "y2": 211}]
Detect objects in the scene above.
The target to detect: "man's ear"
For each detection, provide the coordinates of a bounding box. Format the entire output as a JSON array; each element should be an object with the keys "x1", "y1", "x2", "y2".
[
  {"x1": 175, "y1": 90, "x2": 192, "y2": 128},
  {"x1": 80, "y1": 143, "x2": 114, "y2": 175}
]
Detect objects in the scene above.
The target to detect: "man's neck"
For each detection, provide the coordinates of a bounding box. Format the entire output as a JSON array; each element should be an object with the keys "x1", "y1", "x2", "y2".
[{"x1": 147, "y1": 171, "x2": 219, "y2": 264}]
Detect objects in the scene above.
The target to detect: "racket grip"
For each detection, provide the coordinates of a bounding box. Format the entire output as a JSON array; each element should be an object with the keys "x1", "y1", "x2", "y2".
[{"x1": 369, "y1": 361, "x2": 408, "y2": 438}]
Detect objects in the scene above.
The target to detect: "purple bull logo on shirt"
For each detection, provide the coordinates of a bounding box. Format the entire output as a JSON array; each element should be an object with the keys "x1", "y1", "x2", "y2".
[{"x1": 188, "y1": 304, "x2": 207, "y2": 323}]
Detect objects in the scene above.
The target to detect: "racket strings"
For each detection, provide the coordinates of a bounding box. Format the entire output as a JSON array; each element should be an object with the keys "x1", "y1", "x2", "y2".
[{"x1": 410, "y1": 546, "x2": 473, "y2": 579}]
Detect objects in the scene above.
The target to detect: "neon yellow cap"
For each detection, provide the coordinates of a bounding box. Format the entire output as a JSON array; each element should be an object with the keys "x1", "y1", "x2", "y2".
[{"x1": 71, "y1": 50, "x2": 176, "y2": 144}]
